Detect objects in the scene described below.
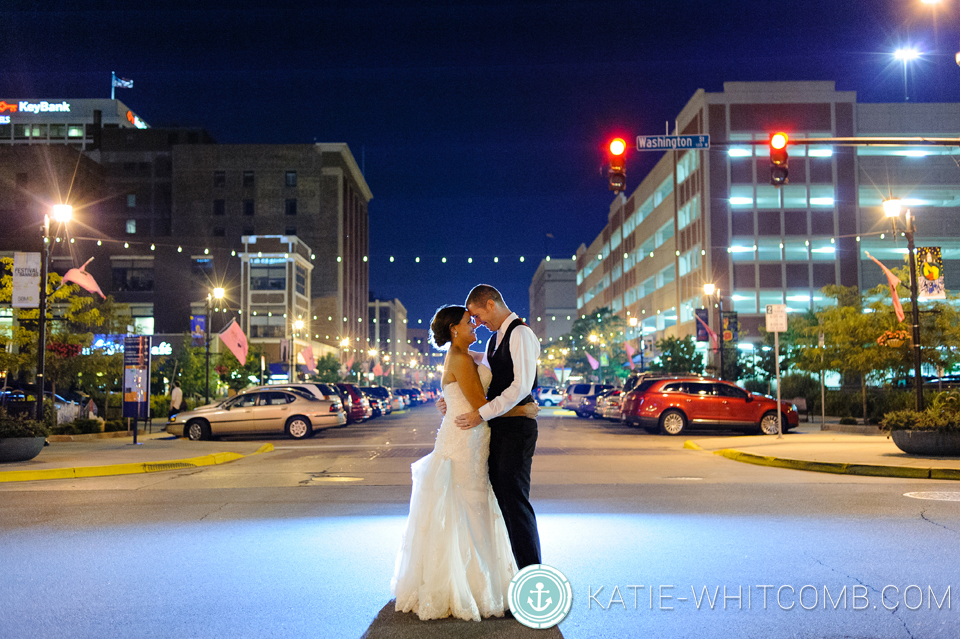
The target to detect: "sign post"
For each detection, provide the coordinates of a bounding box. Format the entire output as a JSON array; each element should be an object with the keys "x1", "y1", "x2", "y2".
[
  {"x1": 765, "y1": 304, "x2": 788, "y2": 438},
  {"x1": 123, "y1": 335, "x2": 152, "y2": 445}
]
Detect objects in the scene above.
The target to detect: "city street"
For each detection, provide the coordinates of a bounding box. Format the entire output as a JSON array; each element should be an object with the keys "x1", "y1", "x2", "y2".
[{"x1": 2, "y1": 405, "x2": 959, "y2": 638}]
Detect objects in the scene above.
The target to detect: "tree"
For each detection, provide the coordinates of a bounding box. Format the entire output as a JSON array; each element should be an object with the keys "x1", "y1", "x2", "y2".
[
  {"x1": 554, "y1": 308, "x2": 627, "y2": 384},
  {"x1": 215, "y1": 344, "x2": 265, "y2": 392},
  {"x1": 647, "y1": 336, "x2": 703, "y2": 375},
  {"x1": 308, "y1": 354, "x2": 344, "y2": 382}
]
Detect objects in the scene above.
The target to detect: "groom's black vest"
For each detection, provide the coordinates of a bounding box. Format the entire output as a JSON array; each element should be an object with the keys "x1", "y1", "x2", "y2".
[{"x1": 486, "y1": 317, "x2": 537, "y2": 406}]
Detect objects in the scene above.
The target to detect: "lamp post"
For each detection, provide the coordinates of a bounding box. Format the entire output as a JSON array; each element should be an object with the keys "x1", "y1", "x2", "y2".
[
  {"x1": 894, "y1": 48, "x2": 920, "y2": 102},
  {"x1": 205, "y1": 286, "x2": 225, "y2": 404},
  {"x1": 703, "y1": 283, "x2": 724, "y2": 380},
  {"x1": 35, "y1": 204, "x2": 72, "y2": 420},
  {"x1": 883, "y1": 198, "x2": 924, "y2": 411}
]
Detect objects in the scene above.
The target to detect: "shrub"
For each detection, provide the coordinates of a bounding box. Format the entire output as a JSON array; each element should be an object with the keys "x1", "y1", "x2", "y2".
[
  {"x1": 881, "y1": 391, "x2": 960, "y2": 432},
  {"x1": 50, "y1": 423, "x2": 80, "y2": 435},
  {"x1": 839, "y1": 416, "x2": 858, "y2": 425},
  {"x1": 0, "y1": 408, "x2": 49, "y2": 438},
  {"x1": 104, "y1": 420, "x2": 126, "y2": 432},
  {"x1": 743, "y1": 379, "x2": 768, "y2": 394},
  {"x1": 72, "y1": 419, "x2": 102, "y2": 434}
]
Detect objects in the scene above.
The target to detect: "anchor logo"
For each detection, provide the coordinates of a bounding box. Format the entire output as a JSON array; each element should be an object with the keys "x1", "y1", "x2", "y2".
[
  {"x1": 527, "y1": 582, "x2": 553, "y2": 612},
  {"x1": 508, "y1": 564, "x2": 573, "y2": 629}
]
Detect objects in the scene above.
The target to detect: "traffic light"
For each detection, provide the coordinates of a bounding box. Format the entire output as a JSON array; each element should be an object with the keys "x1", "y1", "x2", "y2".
[
  {"x1": 769, "y1": 132, "x2": 789, "y2": 186},
  {"x1": 608, "y1": 138, "x2": 627, "y2": 193}
]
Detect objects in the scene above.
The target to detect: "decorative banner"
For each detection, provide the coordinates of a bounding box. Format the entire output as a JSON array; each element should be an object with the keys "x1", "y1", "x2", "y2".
[
  {"x1": 865, "y1": 251, "x2": 905, "y2": 322},
  {"x1": 12, "y1": 252, "x2": 41, "y2": 309},
  {"x1": 122, "y1": 335, "x2": 151, "y2": 419},
  {"x1": 300, "y1": 346, "x2": 316, "y2": 374},
  {"x1": 373, "y1": 363, "x2": 384, "y2": 376},
  {"x1": 694, "y1": 308, "x2": 709, "y2": 342},
  {"x1": 219, "y1": 318, "x2": 249, "y2": 364},
  {"x1": 60, "y1": 257, "x2": 105, "y2": 299},
  {"x1": 585, "y1": 352, "x2": 600, "y2": 370},
  {"x1": 722, "y1": 312, "x2": 739, "y2": 343},
  {"x1": 190, "y1": 315, "x2": 206, "y2": 347},
  {"x1": 917, "y1": 246, "x2": 946, "y2": 300},
  {"x1": 624, "y1": 342, "x2": 636, "y2": 370}
]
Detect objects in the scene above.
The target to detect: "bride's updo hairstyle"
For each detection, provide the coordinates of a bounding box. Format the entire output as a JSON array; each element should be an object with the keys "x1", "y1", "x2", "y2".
[{"x1": 430, "y1": 305, "x2": 467, "y2": 351}]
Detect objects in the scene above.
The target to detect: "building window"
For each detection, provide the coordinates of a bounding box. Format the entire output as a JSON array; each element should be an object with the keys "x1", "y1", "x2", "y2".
[
  {"x1": 295, "y1": 264, "x2": 307, "y2": 296},
  {"x1": 67, "y1": 124, "x2": 84, "y2": 139},
  {"x1": 214, "y1": 171, "x2": 225, "y2": 187},
  {"x1": 127, "y1": 194, "x2": 136, "y2": 208},
  {"x1": 243, "y1": 171, "x2": 255, "y2": 188},
  {"x1": 49, "y1": 124, "x2": 66, "y2": 139},
  {"x1": 111, "y1": 260, "x2": 154, "y2": 292},
  {"x1": 192, "y1": 258, "x2": 214, "y2": 282},
  {"x1": 212, "y1": 227, "x2": 226, "y2": 237},
  {"x1": 285, "y1": 199, "x2": 297, "y2": 216},
  {"x1": 126, "y1": 219, "x2": 136, "y2": 234},
  {"x1": 213, "y1": 199, "x2": 225, "y2": 216},
  {"x1": 285, "y1": 226, "x2": 297, "y2": 236},
  {"x1": 285, "y1": 171, "x2": 297, "y2": 187},
  {"x1": 250, "y1": 265, "x2": 286, "y2": 291},
  {"x1": 242, "y1": 199, "x2": 254, "y2": 216}
]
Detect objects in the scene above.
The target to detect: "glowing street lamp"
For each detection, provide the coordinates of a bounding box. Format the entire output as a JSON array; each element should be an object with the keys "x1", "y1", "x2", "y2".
[
  {"x1": 35, "y1": 204, "x2": 73, "y2": 419},
  {"x1": 205, "y1": 286, "x2": 226, "y2": 403},
  {"x1": 894, "y1": 48, "x2": 921, "y2": 101}
]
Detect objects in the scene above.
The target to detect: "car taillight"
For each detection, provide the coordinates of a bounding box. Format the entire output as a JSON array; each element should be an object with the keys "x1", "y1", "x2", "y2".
[{"x1": 331, "y1": 402, "x2": 341, "y2": 412}]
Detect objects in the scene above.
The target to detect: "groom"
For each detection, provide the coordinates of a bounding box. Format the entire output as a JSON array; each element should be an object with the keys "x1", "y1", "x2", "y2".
[{"x1": 455, "y1": 284, "x2": 542, "y2": 569}]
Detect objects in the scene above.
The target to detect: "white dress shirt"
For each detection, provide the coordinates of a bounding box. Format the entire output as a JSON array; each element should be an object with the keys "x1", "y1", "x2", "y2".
[{"x1": 478, "y1": 312, "x2": 540, "y2": 421}]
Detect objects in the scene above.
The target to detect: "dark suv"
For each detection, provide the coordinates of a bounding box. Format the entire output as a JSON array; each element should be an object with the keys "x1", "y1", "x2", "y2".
[{"x1": 620, "y1": 376, "x2": 799, "y2": 436}]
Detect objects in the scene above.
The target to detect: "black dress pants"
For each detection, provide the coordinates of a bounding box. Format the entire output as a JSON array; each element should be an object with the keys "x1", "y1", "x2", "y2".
[{"x1": 488, "y1": 415, "x2": 541, "y2": 569}]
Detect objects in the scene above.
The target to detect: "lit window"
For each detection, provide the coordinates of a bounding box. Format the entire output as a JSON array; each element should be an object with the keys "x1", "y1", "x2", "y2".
[
  {"x1": 127, "y1": 194, "x2": 136, "y2": 208},
  {"x1": 126, "y1": 219, "x2": 136, "y2": 234},
  {"x1": 285, "y1": 171, "x2": 297, "y2": 187}
]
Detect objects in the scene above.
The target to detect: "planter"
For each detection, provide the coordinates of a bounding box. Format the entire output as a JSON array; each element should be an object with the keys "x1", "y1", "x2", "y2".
[
  {"x1": 891, "y1": 430, "x2": 960, "y2": 456},
  {"x1": 885, "y1": 339, "x2": 904, "y2": 348},
  {"x1": 0, "y1": 437, "x2": 46, "y2": 463}
]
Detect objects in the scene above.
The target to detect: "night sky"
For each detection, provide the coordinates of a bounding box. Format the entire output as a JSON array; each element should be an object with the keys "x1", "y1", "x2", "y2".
[{"x1": 3, "y1": 0, "x2": 959, "y2": 328}]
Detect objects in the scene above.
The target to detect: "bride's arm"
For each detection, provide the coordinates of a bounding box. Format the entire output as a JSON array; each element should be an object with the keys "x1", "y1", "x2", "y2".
[{"x1": 447, "y1": 351, "x2": 488, "y2": 411}]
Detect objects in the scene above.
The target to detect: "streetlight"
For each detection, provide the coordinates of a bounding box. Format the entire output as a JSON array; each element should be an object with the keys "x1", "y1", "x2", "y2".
[
  {"x1": 35, "y1": 204, "x2": 72, "y2": 420},
  {"x1": 894, "y1": 48, "x2": 920, "y2": 101},
  {"x1": 205, "y1": 287, "x2": 225, "y2": 404},
  {"x1": 883, "y1": 197, "x2": 924, "y2": 411},
  {"x1": 703, "y1": 283, "x2": 724, "y2": 380}
]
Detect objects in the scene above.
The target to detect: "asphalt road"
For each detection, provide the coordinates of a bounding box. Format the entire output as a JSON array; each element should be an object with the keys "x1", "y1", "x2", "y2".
[{"x1": 2, "y1": 405, "x2": 959, "y2": 638}]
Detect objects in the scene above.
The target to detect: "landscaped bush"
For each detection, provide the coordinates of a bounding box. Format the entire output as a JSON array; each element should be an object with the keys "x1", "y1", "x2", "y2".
[
  {"x1": 72, "y1": 419, "x2": 102, "y2": 434},
  {"x1": 838, "y1": 416, "x2": 858, "y2": 425},
  {"x1": 743, "y1": 379, "x2": 768, "y2": 395},
  {"x1": 0, "y1": 408, "x2": 50, "y2": 438},
  {"x1": 881, "y1": 391, "x2": 960, "y2": 432},
  {"x1": 50, "y1": 423, "x2": 80, "y2": 435}
]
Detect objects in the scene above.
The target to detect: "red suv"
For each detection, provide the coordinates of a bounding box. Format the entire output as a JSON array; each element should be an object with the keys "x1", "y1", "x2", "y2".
[
  {"x1": 620, "y1": 377, "x2": 798, "y2": 436},
  {"x1": 335, "y1": 383, "x2": 372, "y2": 424}
]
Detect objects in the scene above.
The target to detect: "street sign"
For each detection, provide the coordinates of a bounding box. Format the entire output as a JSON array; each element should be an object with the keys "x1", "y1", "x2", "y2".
[
  {"x1": 765, "y1": 304, "x2": 788, "y2": 333},
  {"x1": 636, "y1": 135, "x2": 710, "y2": 151},
  {"x1": 123, "y1": 335, "x2": 152, "y2": 421}
]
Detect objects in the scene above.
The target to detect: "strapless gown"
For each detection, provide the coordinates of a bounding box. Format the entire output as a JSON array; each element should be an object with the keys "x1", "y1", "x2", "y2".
[{"x1": 391, "y1": 365, "x2": 517, "y2": 621}]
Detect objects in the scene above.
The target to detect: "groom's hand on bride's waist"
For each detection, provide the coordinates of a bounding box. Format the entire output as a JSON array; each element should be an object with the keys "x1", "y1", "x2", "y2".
[{"x1": 455, "y1": 410, "x2": 483, "y2": 430}]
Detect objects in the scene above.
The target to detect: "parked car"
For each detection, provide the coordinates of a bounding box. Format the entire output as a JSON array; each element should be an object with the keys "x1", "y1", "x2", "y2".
[
  {"x1": 537, "y1": 387, "x2": 563, "y2": 406},
  {"x1": 619, "y1": 376, "x2": 799, "y2": 436},
  {"x1": 0, "y1": 385, "x2": 76, "y2": 418},
  {"x1": 562, "y1": 383, "x2": 613, "y2": 411},
  {"x1": 166, "y1": 388, "x2": 345, "y2": 440},
  {"x1": 335, "y1": 383, "x2": 373, "y2": 423},
  {"x1": 397, "y1": 388, "x2": 426, "y2": 406},
  {"x1": 361, "y1": 386, "x2": 394, "y2": 415},
  {"x1": 364, "y1": 392, "x2": 384, "y2": 418},
  {"x1": 250, "y1": 383, "x2": 340, "y2": 402},
  {"x1": 576, "y1": 388, "x2": 613, "y2": 418},
  {"x1": 592, "y1": 388, "x2": 620, "y2": 418},
  {"x1": 601, "y1": 389, "x2": 625, "y2": 420}
]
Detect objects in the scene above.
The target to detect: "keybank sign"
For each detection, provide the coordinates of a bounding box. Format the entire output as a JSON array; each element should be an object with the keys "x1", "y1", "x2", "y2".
[{"x1": 15, "y1": 100, "x2": 72, "y2": 114}]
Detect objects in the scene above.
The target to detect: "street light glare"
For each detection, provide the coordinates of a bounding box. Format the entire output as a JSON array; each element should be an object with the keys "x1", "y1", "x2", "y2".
[
  {"x1": 894, "y1": 48, "x2": 920, "y2": 61},
  {"x1": 883, "y1": 198, "x2": 902, "y2": 218},
  {"x1": 213, "y1": 287, "x2": 225, "y2": 299},
  {"x1": 703, "y1": 283, "x2": 716, "y2": 296},
  {"x1": 51, "y1": 204, "x2": 73, "y2": 222}
]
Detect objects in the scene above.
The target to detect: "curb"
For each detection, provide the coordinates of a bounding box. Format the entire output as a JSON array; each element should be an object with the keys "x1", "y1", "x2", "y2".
[
  {"x1": 0, "y1": 443, "x2": 274, "y2": 483},
  {"x1": 684, "y1": 441, "x2": 960, "y2": 480}
]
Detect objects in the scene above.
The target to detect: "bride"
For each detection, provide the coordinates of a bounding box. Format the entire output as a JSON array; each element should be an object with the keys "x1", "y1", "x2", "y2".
[{"x1": 392, "y1": 305, "x2": 537, "y2": 621}]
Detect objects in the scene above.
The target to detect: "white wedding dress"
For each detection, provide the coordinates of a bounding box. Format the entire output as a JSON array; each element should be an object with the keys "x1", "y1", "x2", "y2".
[{"x1": 392, "y1": 365, "x2": 517, "y2": 621}]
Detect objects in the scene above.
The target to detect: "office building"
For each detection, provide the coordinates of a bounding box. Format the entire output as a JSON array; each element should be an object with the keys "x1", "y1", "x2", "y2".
[{"x1": 528, "y1": 258, "x2": 577, "y2": 344}]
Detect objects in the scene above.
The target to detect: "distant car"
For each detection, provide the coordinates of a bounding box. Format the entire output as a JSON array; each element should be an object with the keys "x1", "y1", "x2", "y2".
[
  {"x1": 620, "y1": 376, "x2": 799, "y2": 436},
  {"x1": 397, "y1": 388, "x2": 426, "y2": 406},
  {"x1": 361, "y1": 386, "x2": 394, "y2": 415},
  {"x1": 335, "y1": 383, "x2": 372, "y2": 423},
  {"x1": 562, "y1": 383, "x2": 613, "y2": 411},
  {"x1": 250, "y1": 383, "x2": 340, "y2": 402},
  {"x1": 592, "y1": 388, "x2": 620, "y2": 419},
  {"x1": 0, "y1": 385, "x2": 75, "y2": 418},
  {"x1": 601, "y1": 389, "x2": 624, "y2": 420},
  {"x1": 537, "y1": 387, "x2": 563, "y2": 406},
  {"x1": 166, "y1": 388, "x2": 345, "y2": 440}
]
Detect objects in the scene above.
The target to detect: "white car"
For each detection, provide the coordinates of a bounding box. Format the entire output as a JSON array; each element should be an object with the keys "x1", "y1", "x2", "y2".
[{"x1": 538, "y1": 388, "x2": 563, "y2": 406}]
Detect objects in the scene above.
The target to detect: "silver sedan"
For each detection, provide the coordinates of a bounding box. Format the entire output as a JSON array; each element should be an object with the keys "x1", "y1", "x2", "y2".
[{"x1": 166, "y1": 388, "x2": 346, "y2": 440}]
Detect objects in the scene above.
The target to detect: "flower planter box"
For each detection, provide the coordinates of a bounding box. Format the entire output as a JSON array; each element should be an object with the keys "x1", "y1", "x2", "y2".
[
  {"x1": 0, "y1": 437, "x2": 46, "y2": 463},
  {"x1": 891, "y1": 430, "x2": 960, "y2": 456}
]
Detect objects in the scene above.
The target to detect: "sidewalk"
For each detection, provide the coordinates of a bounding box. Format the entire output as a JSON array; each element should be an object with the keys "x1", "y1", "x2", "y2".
[
  {"x1": 685, "y1": 422, "x2": 960, "y2": 480},
  {"x1": 0, "y1": 432, "x2": 272, "y2": 483}
]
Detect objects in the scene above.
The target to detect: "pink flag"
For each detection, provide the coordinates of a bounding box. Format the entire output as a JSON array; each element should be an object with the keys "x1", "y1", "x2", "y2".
[
  {"x1": 389, "y1": 364, "x2": 394, "y2": 375},
  {"x1": 61, "y1": 257, "x2": 105, "y2": 299},
  {"x1": 624, "y1": 342, "x2": 636, "y2": 369},
  {"x1": 218, "y1": 318, "x2": 249, "y2": 364},
  {"x1": 695, "y1": 313, "x2": 719, "y2": 350},
  {"x1": 865, "y1": 252, "x2": 905, "y2": 322},
  {"x1": 299, "y1": 346, "x2": 316, "y2": 374},
  {"x1": 373, "y1": 363, "x2": 383, "y2": 376},
  {"x1": 345, "y1": 356, "x2": 354, "y2": 371},
  {"x1": 585, "y1": 351, "x2": 600, "y2": 370}
]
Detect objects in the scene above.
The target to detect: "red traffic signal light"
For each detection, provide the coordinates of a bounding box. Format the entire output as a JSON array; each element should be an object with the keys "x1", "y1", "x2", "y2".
[
  {"x1": 608, "y1": 138, "x2": 627, "y2": 193},
  {"x1": 769, "y1": 132, "x2": 789, "y2": 186}
]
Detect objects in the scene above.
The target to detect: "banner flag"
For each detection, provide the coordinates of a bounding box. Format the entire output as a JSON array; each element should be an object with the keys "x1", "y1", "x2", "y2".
[
  {"x1": 218, "y1": 318, "x2": 249, "y2": 364},
  {"x1": 624, "y1": 342, "x2": 636, "y2": 370},
  {"x1": 112, "y1": 74, "x2": 134, "y2": 88},
  {"x1": 373, "y1": 363, "x2": 384, "y2": 376},
  {"x1": 61, "y1": 257, "x2": 106, "y2": 299},
  {"x1": 345, "y1": 356, "x2": 354, "y2": 371},
  {"x1": 917, "y1": 247, "x2": 946, "y2": 300},
  {"x1": 722, "y1": 312, "x2": 739, "y2": 342},
  {"x1": 12, "y1": 252, "x2": 41, "y2": 308},
  {"x1": 300, "y1": 346, "x2": 316, "y2": 373},
  {"x1": 585, "y1": 352, "x2": 600, "y2": 370},
  {"x1": 865, "y1": 251, "x2": 905, "y2": 322},
  {"x1": 695, "y1": 312, "x2": 718, "y2": 350},
  {"x1": 694, "y1": 308, "x2": 710, "y2": 342}
]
